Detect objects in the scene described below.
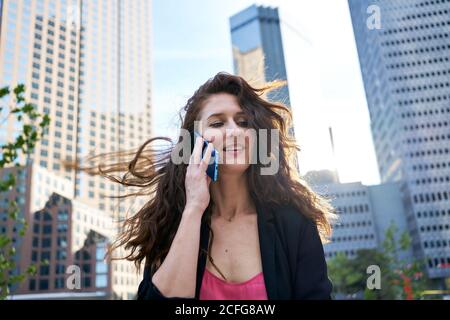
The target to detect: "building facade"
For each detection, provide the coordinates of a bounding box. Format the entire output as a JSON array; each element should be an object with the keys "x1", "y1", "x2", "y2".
[
  {"x1": 230, "y1": 4, "x2": 291, "y2": 107},
  {"x1": 348, "y1": 0, "x2": 450, "y2": 279},
  {"x1": 0, "y1": 0, "x2": 152, "y2": 298},
  {"x1": 305, "y1": 170, "x2": 413, "y2": 262}
]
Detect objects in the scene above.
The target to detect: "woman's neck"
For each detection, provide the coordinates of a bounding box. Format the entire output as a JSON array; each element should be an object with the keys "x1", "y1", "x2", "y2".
[{"x1": 209, "y1": 173, "x2": 255, "y2": 221}]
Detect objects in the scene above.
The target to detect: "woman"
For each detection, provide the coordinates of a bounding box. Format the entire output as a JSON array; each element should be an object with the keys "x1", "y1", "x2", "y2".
[{"x1": 77, "y1": 72, "x2": 335, "y2": 300}]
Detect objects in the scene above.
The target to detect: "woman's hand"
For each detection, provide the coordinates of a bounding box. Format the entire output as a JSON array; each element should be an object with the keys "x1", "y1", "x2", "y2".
[{"x1": 184, "y1": 136, "x2": 214, "y2": 215}]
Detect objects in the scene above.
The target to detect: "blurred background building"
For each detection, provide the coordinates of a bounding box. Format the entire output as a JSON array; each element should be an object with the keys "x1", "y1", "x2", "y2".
[
  {"x1": 348, "y1": 0, "x2": 450, "y2": 282},
  {"x1": 0, "y1": 0, "x2": 153, "y2": 299},
  {"x1": 305, "y1": 169, "x2": 413, "y2": 263},
  {"x1": 230, "y1": 4, "x2": 291, "y2": 108},
  {"x1": 230, "y1": 4, "x2": 298, "y2": 169}
]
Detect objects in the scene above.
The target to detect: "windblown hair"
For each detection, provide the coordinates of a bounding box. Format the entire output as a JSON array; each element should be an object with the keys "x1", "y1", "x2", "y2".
[{"x1": 68, "y1": 72, "x2": 336, "y2": 274}]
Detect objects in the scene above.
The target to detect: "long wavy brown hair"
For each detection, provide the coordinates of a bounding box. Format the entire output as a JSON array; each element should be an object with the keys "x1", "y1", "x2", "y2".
[{"x1": 69, "y1": 72, "x2": 336, "y2": 274}]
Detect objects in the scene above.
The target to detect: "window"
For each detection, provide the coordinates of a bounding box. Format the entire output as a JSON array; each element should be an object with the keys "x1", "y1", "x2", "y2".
[
  {"x1": 41, "y1": 251, "x2": 51, "y2": 260},
  {"x1": 57, "y1": 250, "x2": 67, "y2": 260},
  {"x1": 40, "y1": 265, "x2": 49, "y2": 275},
  {"x1": 95, "y1": 275, "x2": 107, "y2": 288},
  {"x1": 42, "y1": 238, "x2": 51, "y2": 247},
  {"x1": 43, "y1": 225, "x2": 52, "y2": 234},
  {"x1": 39, "y1": 279, "x2": 49, "y2": 290},
  {"x1": 55, "y1": 278, "x2": 65, "y2": 289},
  {"x1": 31, "y1": 251, "x2": 38, "y2": 262},
  {"x1": 83, "y1": 264, "x2": 91, "y2": 273},
  {"x1": 57, "y1": 210, "x2": 68, "y2": 221},
  {"x1": 55, "y1": 264, "x2": 65, "y2": 274},
  {"x1": 58, "y1": 236, "x2": 67, "y2": 247},
  {"x1": 57, "y1": 223, "x2": 68, "y2": 232}
]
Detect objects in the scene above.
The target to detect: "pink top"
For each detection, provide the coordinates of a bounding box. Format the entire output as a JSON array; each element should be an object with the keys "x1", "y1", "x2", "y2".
[{"x1": 199, "y1": 268, "x2": 268, "y2": 300}]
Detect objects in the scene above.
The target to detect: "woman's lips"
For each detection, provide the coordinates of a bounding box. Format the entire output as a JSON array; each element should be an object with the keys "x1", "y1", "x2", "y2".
[
  {"x1": 223, "y1": 147, "x2": 244, "y2": 157},
  {"x1": 223, "y1": 146, "x2": 244, "y2": 152}
]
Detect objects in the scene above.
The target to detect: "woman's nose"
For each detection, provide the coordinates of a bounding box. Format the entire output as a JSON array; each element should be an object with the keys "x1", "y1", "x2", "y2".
[{"x1": 225, "y1": 122, "x2": 241, "y2": 138}]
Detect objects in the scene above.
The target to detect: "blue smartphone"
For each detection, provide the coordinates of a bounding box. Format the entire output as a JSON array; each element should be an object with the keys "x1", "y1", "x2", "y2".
[{"x1": 194, "y1": 131, "x2": 219, "y2": 182}]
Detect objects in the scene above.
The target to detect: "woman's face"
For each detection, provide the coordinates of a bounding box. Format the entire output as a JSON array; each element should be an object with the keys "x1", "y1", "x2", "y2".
[{"x1": 197, "y1": 93, "x2": 255, "y2": 174}]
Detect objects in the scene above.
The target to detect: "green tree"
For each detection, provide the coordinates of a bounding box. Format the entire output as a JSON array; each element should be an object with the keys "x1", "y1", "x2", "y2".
[
  {"x1": 0, "y1": 84, "x2": 50, "y2": 299},
  {"x1": 327, "y1": 252, "x2": 363, "y2": 298},
  {"x1": 328, "y1": 221, "x2": 431, "y2": 299}
]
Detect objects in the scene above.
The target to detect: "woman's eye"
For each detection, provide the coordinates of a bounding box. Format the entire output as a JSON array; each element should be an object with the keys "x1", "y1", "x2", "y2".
[
  {"x1": 238, "y1": 120, "x2": 249, "y2": 127},
  {"x1": 210, "y1": 122, "x2": 223, "y2": 128}
]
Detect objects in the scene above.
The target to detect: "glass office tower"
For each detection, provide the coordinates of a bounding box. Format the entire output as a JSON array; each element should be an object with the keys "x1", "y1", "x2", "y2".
[
  {"x1": 348, "y1": 0, "x2": 450, "y2": 280},
  {"x1": 230, "y1": 4, "x2": 291, "y2": 107},
  {"x1": 0, "y1": 0, "x2": 152, "y2": 299}
]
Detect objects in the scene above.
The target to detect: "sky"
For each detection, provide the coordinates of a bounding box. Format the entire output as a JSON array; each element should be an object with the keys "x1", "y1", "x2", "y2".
[{"x1": 152, "y1": 0, "x2": 381, "y2": 186}]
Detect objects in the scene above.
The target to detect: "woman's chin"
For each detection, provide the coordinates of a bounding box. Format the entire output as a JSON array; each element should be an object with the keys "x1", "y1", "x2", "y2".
[{"x1": 219, "y1": 162, "x2": 250, "y2": 175}]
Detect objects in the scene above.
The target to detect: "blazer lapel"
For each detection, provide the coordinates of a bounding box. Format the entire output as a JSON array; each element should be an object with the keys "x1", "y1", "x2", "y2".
[
  {"x1": 195, "y1": 220, "x2": 209, "y2": 298},
  {"x1": 255, "y1": 200, "x2": 277, "y2": 300},
  {"x1": 195, "y1": 201, "x2": 278, "y2": 300}
]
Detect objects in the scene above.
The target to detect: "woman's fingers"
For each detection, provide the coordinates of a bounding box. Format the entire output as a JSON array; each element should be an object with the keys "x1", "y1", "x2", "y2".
[{"x1": 190, "y1": 136, "x2": 203, "y2": 165}]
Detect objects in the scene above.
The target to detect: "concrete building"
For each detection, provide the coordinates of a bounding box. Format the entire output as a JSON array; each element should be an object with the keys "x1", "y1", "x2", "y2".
[
  {"x1": 0, "y1": 0, "x2": 152, "y2": 298},
  {"x1": 305, "y1": 170, "x2": 413, "y2": 262},
  {"x1": 0, "y1": 163, "x2": 140, "y2": 299},
  {"x1": 348, "y1": 0, "x2": 450, "y2": 279}
]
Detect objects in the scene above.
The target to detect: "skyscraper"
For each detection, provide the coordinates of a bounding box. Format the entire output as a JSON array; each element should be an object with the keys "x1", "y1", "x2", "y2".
[
  {"x1": 0, "y1": 0, "x2": 152, "y2": 299},
  {"x1": 230, "y1": 4, "x2": 298, "y2": 172},
  {"x1": 348, "y1": 0, "x2": 450, "y2": 280},
  {"x1": 230, "y1": 4, "x2": 291, "y2": 107}
]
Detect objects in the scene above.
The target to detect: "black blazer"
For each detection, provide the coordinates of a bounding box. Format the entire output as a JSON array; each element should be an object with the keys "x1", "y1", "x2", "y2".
[{"x1": 137, "y1": 200, "x2": 333, "y2": 300}]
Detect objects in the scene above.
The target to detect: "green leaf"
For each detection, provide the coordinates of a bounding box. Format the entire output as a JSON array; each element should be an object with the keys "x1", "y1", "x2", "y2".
[
  {"x1": 22, "y1": 103, "x2": 36, "y2": 115},
  {"x1": 0, "y1": 235, "x2": 12, "y2": 247},
  {"x1": 26, "y1": 265, "x2": 37, "y2": 275},
  {"x1": 8, "y1": 246, "x2": 16, "y2": 256},
  {"x1": 0, "y1": 86, "x2": 10, "y2": 98}
]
